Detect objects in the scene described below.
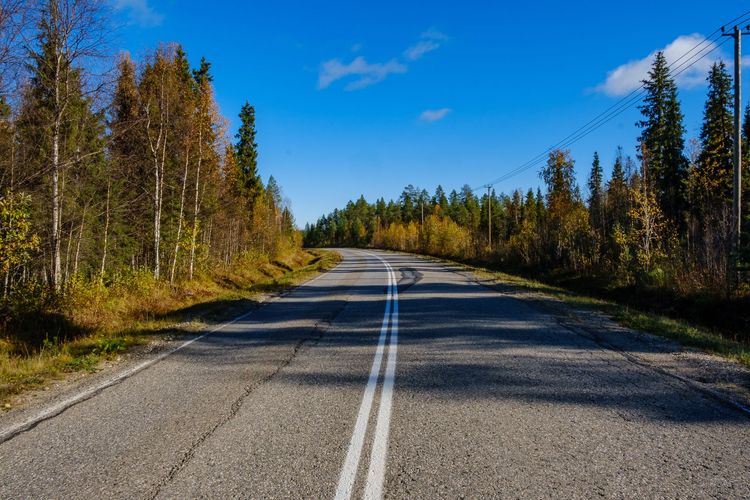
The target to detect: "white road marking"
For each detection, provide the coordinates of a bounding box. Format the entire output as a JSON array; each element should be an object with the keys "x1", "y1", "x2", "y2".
[
  {"x1": 334, "y1": 255, "x2": 394, "y2": 500},
  {"x1": 364, "y1": 263, "x2": 398, "y2": 500},
  {"x1": 335, "y1": 251, "x2": 400, "y2": 500},
  {"x1": 0, "y1": 261, "x2": 343, "y2": 445}
]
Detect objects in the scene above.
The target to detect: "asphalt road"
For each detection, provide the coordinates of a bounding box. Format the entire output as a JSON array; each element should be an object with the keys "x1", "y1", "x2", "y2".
[{"x1": 1, "y1": 249, "x2": 748, "y2": 498}]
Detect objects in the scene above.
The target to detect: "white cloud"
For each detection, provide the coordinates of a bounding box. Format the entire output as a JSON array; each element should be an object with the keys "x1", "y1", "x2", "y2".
[
  {"x1": 419, "y1": 108, "x2": 451, "y2": 122},
  {"x1": 421, "y1": 27, "x2": 449, "y2": 42},
  {"x1": 112, "y1": 0, "x2": 163, "y2": 28},
  {"x1": 404, "y1": 28, "x2": 448, "y2": 61},
  {"x1": 596, "y1": 34, "x2": 724, "y2": 96},
  {"x1": 318, "y1": 28, "x2": 446, "y2": 91},
  {"x1": 404, "y1": 40, "x2": 440, "y2": 61},
  {"x1": 318, "y1": 56, "x2": 407, "y2": 91}
]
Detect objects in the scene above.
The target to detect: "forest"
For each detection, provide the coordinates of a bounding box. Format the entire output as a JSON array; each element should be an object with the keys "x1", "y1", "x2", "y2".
[
  {"x1": 305, "y1": 53, "x2": 750, "y2": 337},
  {"x1": 0, "y1": 1, "x2": 299, "y2": 362}
]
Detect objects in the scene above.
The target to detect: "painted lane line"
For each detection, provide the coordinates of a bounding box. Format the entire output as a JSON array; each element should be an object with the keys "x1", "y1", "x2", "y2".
[
  {"x1": 0, "y1": 310, "x2": 247, "y2": 444},
  {"x1": 364, "y1": 258, "x2": 398, "y2": 500},
  {"x1": 334, "y1": 254, "x2": 394, "y2": 500},
  {"x1": 0, "y1": 261, "x2": 344, "y2": 445}
]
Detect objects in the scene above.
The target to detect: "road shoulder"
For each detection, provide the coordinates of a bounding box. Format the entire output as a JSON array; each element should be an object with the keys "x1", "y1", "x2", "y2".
[
  {"x1": 0, "y1": 251, "x2": 343, "y2": 441},
  {"x1": 386, "y1": 250, "x2": 750, "y2": 417}
]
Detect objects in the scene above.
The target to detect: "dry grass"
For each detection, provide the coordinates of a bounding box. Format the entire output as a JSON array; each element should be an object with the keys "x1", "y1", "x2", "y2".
[
  {"x1": 0, "y1": 249, "x2": 341, "y2": 408},
  {"x1": 465, "y1": 265, "x2": 750, "y2": 367}
]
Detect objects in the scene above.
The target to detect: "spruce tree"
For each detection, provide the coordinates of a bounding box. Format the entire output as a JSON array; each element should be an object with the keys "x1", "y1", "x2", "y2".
[
  {"x1": 693, "y1": 61, "x2": 734, "y2": 214},
  {"x1": 109, "y1": 53, "x2": 147, "y2": 268},
  {"x1": 19, "y1": 4, "x2": 106, "y2": 287},
  {"x1": 606, "y1": 147, "x2": 629, "y2": 232},
  {"x1": 235, "y1": 102, "x2": 262, "y2": 213},
  {"x1": 743, "y1": 103, "x2": 750, "y2": 261},
  {"x1": 433, "y1": 185, "x2": 448, "y2": 213},
  {"x1": 0, "y1": 96, "x2": 12, "y2": 191},
  {"x1": 587, "y1": 151, "x2": 604, "y2": 235},
  {"x1": 637, "y1": 51, "x2": 688, "y2": 225}
]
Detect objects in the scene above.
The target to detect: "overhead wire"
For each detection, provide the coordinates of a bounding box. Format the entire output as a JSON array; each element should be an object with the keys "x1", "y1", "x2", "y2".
[{"x1": 475, "y1": 11, "x2": 750, "y2": 191}]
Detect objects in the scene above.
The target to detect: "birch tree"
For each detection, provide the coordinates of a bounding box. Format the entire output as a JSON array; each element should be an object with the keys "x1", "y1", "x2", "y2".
[{"x1": 22, "y1": 0, "x2": 106, "y2": 290}]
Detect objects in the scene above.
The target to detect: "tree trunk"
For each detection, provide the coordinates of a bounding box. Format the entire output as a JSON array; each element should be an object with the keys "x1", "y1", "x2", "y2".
[
  {"x1": 145, "y1": 83, "x2": 167, "y2": 281},
  {"x1": 51, "y1": 117, "x2": 61, "y2": 290},
  {"x1": 73, "y1": 203, "x2": 87, "y2": 277},
  {"x1": 50, "y1": 38, "x2": 65, "y2": 291},
  {"x1": 170, "y1": 142, "x2": 190, "y2": 284},
  {"x1": 64, "y1": 216, "x2": 74, "y2": 284},
  {"x1": 100, "y1": 180, "x2": 110, "y2": 281},
  {"x1": 188, "y1": 127, "x2": 202, "y2": 280}
]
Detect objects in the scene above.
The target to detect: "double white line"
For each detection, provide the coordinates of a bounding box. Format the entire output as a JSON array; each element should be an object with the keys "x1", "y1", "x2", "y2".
[{"x1": 335, "y1": 252, "x2": 399, "y2": 500}]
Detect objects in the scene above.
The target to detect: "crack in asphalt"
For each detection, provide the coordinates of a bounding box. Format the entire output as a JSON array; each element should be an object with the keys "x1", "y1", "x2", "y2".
[
  {"x1": 147, "y1": 298, "x2": 352, "y2": 499},
  {"x1": 452, "y1": 266, "x2": 750, "y2": 420}
]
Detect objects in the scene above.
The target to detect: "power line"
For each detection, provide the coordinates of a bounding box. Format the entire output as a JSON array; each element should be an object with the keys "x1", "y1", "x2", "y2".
[
  {"x1": 474, "y1": 11, "x2": 750, "y2": 191},
  {"x1": 478, "y1": 33, "x2": 732, "y2": 189}
]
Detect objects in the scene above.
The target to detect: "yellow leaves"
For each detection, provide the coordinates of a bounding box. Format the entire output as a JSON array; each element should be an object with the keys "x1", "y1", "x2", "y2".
[
  {"x1": 626, "y1": 180, "x2": 669, "y2": 281},
  {"x1": 0, "y1": 192, "x2": 39, "y2": 276},
  {"x1": 372, "y1": 215, "x2": 472, "y2": 259},
  {"x1": 423, "y1": 215, "x2": 472, "y2": 258}
]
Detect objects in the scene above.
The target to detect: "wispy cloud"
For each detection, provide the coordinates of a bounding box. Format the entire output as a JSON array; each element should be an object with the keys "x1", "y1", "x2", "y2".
[
  {"x1": 595, "y1": 34, "x2": 724, "y2": 96},
  {"x1": 112, "y1": 0, "x2": 163, "y2": 28},
  {"x1": 318, "y1": 28, "x2": 446, "y2": 91},
  {"x1": 419, "y1": 108, "x2": 451, "y2": 122},
  {"x1": 404, "y1": 28, "x2": 448, "y2": 61},
  {"x1": 318, "y1": 56, "x2": 407, "y2": 91}
]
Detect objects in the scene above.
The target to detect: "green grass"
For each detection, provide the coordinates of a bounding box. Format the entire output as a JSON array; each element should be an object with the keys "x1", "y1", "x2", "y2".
[
  {"x1": 464, "y1": 264, "x2": 750, "y2": 367},
  {"x1": 0, "y1": 249, "x2": 341, "y2": 408}
]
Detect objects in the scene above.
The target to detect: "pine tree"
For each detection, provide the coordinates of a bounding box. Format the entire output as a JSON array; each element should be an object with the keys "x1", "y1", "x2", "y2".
[{"x1": 637, "y1": 51, "x2": 688, "y2": 225}]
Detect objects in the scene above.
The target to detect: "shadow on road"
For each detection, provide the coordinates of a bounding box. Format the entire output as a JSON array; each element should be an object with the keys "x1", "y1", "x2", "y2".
[{"x1": 164, "y1": 252, "x2": 750, "y2": 425}]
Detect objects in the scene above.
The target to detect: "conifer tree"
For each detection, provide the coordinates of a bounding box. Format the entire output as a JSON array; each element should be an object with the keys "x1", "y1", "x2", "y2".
[
  {"x1": 20, "y1": 0, "x2": 107, "y2": 288},
  {"x1": 692, "y1": 61, "x2": 734, "y2": 213},
  {"x1": 235, "y1": 102, "x2": 262, "y2": 214},
  {"x1": 0, "y1": 95, "x2": 12, "y2": 191},
  {"x1": 587, "y1": 151, "x2": 604, "y2": 236},
  {"x1": 188, "y1": 57, "x2": 216, "y2": 279},
  {"x1": 740, "y1": 104, "x2": 750, "y2": 263},
  {"x1": 108, "y1": 53, "x2": 151, "y2": 273},
  {"x1": 542, "y1": 149, "x2": 585, "y2": 265},
  {"x1": 433, "y1": 185, "x2": 448, "y2": 214},
  {"x1": 607, "y1": 147, "x2": 630, "y2": 232},
  {"x1": 637, "y1": 51, "x2": 688, "y2": 225}
]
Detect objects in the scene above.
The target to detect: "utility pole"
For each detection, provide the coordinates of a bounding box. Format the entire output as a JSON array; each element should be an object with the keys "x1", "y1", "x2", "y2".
[
  {"x1": 723, "y1": 24, "x2": 750, "y2": 292},
  {"x1": 486, "y1": 185, "x2": 492, "y2": 250}
]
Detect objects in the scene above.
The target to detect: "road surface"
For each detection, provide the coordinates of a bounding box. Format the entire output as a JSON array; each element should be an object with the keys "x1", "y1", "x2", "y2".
[{"x1": 1, "y1": 249, "x2": 748, "y2": 498}]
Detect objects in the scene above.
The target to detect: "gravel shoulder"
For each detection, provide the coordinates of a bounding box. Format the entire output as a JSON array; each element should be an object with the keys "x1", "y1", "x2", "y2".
[{"x1": 449, "y1": 262, "x2": 750, "y2": 416}]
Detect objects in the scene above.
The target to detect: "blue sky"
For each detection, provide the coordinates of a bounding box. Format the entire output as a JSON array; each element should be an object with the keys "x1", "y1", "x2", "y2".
[{"x1": 111, "y1": 1, "x2": 749, "y2": 225}]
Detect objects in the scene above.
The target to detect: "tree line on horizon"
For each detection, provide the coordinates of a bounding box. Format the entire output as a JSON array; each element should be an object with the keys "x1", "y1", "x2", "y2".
[
  {"x1": 0, "y1": 0, "x2": 296, "y2": 302},
  {"x1": 305, "y1": 52, "x2": 750, "y2": 296}
]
